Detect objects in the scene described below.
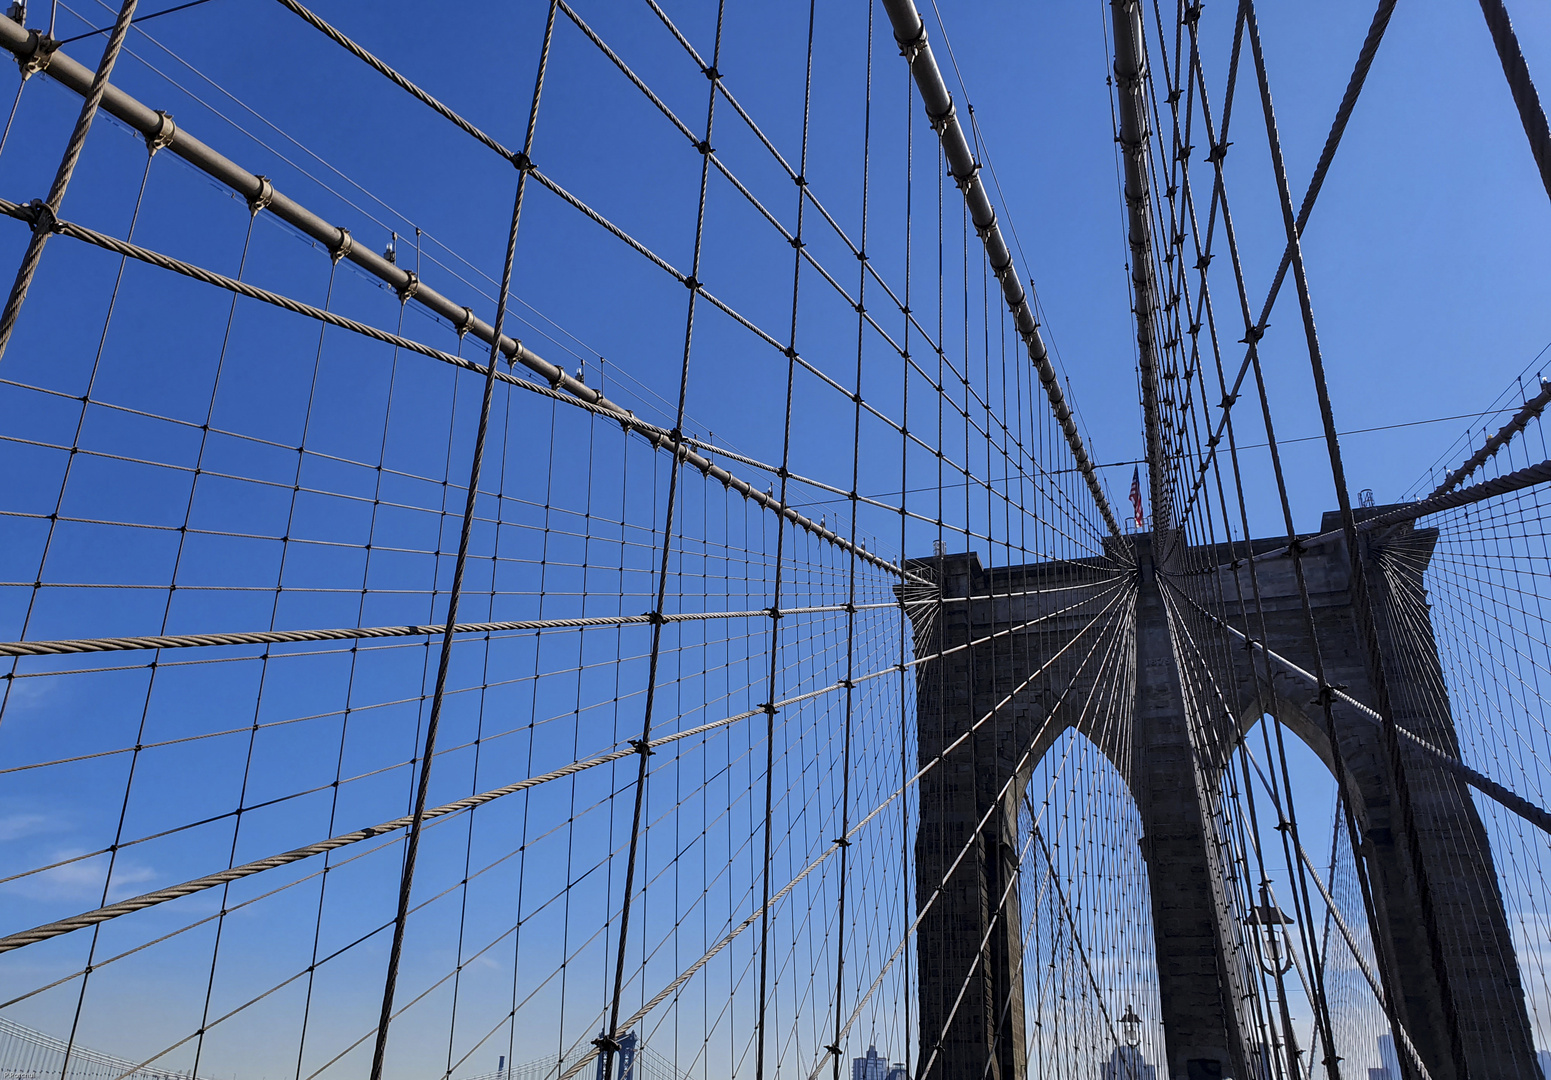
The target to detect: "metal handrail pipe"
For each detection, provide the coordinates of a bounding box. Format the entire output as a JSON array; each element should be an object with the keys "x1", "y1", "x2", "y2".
[
  {"x1": 1109, "y1": 0, "x2": 1168, "y2": 531},
  {"x1": 1427, "y1": 378, "x2": 1551, "y2": 499},
  {"x1": 877, "y1": 0, "x2": 1122, "y2": 538},
  {"x1": 0, "y1": 15, "x2": 915, "y2": 581}
]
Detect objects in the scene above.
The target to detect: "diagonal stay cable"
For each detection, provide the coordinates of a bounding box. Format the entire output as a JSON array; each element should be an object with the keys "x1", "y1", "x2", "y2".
[
  {"x1": 550, "y1": 585, "x2": 1135, "y2": 1080},
  {"x1": 365, "y1": 13, "x2": 556, "y2": 1074},
  {"x1": 0, "y1": 600, "x2": 916, "y2": 658},
  {"x1": 0, "y1": 580, "x2": 1129, "y2": 958},
  {"x1": 1167, "y1": 577, "x2": 1551, "y2": 836},
  {"x1": 1177, "y1": 0, "x2": 1398, "y2": 525},
  {"x1": 1475, "y1": 0, "x2": 1551, "y2": 205},
  {"x1": 0, "y1": 197, "x2": 911, "y2": 582},
  {"x1": 0, "y1": 23, "x2": 913, "y2": 583}
]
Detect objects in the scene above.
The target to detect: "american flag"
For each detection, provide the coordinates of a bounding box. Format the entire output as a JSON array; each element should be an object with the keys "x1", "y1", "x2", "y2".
[{"x1": 1130, "y1": 466, "x2": 1145, "y2": 530}]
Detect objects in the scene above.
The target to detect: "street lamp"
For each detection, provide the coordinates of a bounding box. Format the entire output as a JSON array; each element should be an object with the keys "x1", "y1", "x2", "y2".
[
  {"x1": 1247, "y1": 884, "x2": 1301, "y2": 1080},
  {"x1": 1120, "y1": 1005, "x2": 1141, "y2": 1049}
]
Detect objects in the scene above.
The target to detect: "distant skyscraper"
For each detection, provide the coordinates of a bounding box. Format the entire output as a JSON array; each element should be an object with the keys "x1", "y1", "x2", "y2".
[
  {"x1": 1099, "y1": 1045, "x2": 1156, "y2": 1080},
  {"x1": 884, "y1": 1063, "x2": 908, "y2": 1080},
  {"x1": 853, "y1": 1045, "x2": 888, "y2": 1080},
  {"x1": 1538, "y1": 1048, "x2": 1551, "y2": 1078},
  {"x1": 1366, "y1": 1033, "x2": 1400, "y2": 1080}
]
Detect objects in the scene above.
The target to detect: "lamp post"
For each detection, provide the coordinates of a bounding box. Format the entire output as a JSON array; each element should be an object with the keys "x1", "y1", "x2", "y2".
[
  {"x1": 1118, "y1": 1006, "x2": 1142, "y2": 1079},
  {"x1": 1248, "y1": 884, "x2": 1302, "y2": 1080}
]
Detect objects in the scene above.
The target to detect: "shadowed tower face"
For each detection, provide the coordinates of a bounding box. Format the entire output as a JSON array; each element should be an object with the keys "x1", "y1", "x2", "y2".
[{"x1": 904, "y1": 515, "x2": 1537, "y2": 1080}]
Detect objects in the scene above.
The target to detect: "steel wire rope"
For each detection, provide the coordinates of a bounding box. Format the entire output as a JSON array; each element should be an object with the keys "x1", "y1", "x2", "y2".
[
  {"x1": 1365, "y1": 542, "x2": 1536, "y2": 1043},
  {"x1": 268, "y1": 0, "x2": 1040, "y2": 508},
  {"x1": 1175, "y1": 0, "x2": 1400, "y2": 528},
  {"x1": 824, "y1": 7, "x2": 874, "y2": 1075},
  {"x1": 909, "y1": 591, "x2": 1137, "y2": 1080},
  {"x1": 594, "y1": 5, "x2": 727, "y2": 1073},
  {"x1": 1161, "y1": 576, "x2": 1350, "y2": 1071},
  {"x1": 553, "y1": 585, "x2": 1135, "y2": 1080},
  {"x1": 1172, "y1": 8, "x2": 1419, "y2": 1061},
  {"x1": 1243, "y1": 5, "x2": 1472, "y2": 1070},
  {"x1": 0, "y1": 0, "x2": 136, "y2": 357},
  {"x1": 0, "y1": 200, "x2": 915, "y2": 583},
  {"x1": 364, "y1": 11, "x2": 558, "y2": 1072}
]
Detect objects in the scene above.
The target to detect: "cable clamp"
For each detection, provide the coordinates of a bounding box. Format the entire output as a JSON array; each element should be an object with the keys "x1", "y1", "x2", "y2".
[
  {"x1": 926, "y1": 101, "x2": 955, "y2": 135},
  {"x1": 627, "y1": 738, "x2": 655, "y2": 757},
  {"x1": 511, "y1": 150, "x2": 533, "y2": 173},
  {"x1": 455, "y1": 306, "x2": 476, "y2": 337},
  {"x1": 831, "y1": 838, "x2": 850, "y2": 849},
  {"x1": 1219, "y1": 393, "x2": 1237, "y2": 410},
  {"x1": 247, "y1": 174, "x2": 274, "y2": 216},
  {"x1": 1207, "y1": 140, "x2": 1232, "y2": 164},
  {"x1": 1240, "y1": 323, "x2": 1266, "y2": 344},
  {"x1": 145, "y1": 110, "x2": 177, "y2": 157},
  {"x1": 766, "y1": 607, "x2": 783, "y2": 620},
  {"x1": 760, "y1": 702, "x2": 778, "y2": 715},
  {"x1": 592, "y1": 1035, "x2": 623, "y2": 1053},
  {"x1": 683, "y1": 275, "x2": 700, "y2": 291},
  {"x1": 15, "y1": 28, "x2": 57, "y2": 79},
  {"x1": 696, "y1": 139, "x2": 712, "y2": 156},
  {"x1": 23, "y1": 198, "x2": 55, "y2": 235},
  {"x1": 330, "y1": 227, "x2": 353, "y2": 264},
  {"x1": 1183, "y1": 3, "x2": 1202, "y2": 25},
  {"x1": 397, "y1": 270, "x2": 420, "y2": 305},
  {"x1": 702, "y1": 64, "x2": 719, "y2": 81},
  {"x1": 896, "y1": 24, "x2": 928, "y2": 61}
]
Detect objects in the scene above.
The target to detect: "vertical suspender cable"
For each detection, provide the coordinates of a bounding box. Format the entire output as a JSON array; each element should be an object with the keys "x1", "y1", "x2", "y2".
[
  {"x1": 0, "y1": 0, "x2": 138, "y2": 359},
  {"x1": 828, "y1": 7, "x2": 873, "y2": 1077},
  {"x1": 599, "y1": 7, "x2": 727, "y2": 1078},
  {"x1": 756, "y1": 8, "x2": 817, "y2": 1079},
  {"x1": 1241, "y1": 3, "x2": 1470, "y2": 1075},
  {"x1": 878, "y1": 0, "x2": 1121, "y2": 539},
  {"x1": 366, "y1": 9, "x2": 558, "y2": 1078}
]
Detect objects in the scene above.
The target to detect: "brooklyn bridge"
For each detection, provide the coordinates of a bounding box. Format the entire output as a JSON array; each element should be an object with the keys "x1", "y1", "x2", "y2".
[{"x1": 0, "y1": 0, "x2": 1548, "y2": 1078}]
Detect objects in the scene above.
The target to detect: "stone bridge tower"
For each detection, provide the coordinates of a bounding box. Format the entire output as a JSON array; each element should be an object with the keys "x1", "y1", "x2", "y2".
[{"x1": 904, "y1": 512, "x2": 1537, "y2": 1080}]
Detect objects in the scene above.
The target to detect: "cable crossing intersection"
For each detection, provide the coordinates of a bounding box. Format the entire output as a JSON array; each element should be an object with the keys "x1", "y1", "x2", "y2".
[{"x1": 0, "y1": 1, "x2": 1548, "y2": 1079}]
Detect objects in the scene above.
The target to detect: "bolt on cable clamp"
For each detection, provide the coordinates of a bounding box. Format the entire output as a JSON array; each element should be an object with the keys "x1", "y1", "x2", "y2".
[
  {"x1": 330, "y1": 227, "x2": 353, "y2": 264},
  {"x1": 24, "y1": 199, "x2": 56, "y2": 234},
  {"x1": 145, "y1": 111, "x2": 177, "y2": 157},
  {"x1": 15, "y1": 28, "x2": 56, "y2": 79},
  {"x1": 396, "y1": 270, "x2": 420, "y2": 305},
  {"x1": 246, "y1": 175, "x2": 274, "y2": 216},
  {"x1": 896, "y1": 24, "x2": 928, "y2": 61}
]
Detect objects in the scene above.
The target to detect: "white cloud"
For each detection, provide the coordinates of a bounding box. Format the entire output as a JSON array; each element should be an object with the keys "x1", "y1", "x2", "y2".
[{"x1": 0, "y1": 849, "x2": 156, "y2": 902}]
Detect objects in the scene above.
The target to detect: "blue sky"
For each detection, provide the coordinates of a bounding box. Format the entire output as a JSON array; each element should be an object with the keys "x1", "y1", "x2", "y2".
[{"x1": 0, "y1": 1, "x2": 1548, "y2": 1077}]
